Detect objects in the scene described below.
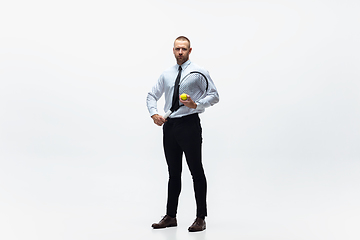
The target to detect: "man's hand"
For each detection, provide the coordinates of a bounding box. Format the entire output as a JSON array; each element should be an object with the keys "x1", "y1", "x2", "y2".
[
  {"x1": 179, "y1": 94, "x2": 197, "y2": 109},
  {"x1": 151, "y1": 114, "x2": 166, "y2": 126}
]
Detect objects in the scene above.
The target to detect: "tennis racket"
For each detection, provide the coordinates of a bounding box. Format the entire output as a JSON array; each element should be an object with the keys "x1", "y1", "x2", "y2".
[{"x1": 164, "y1": 71, "x2": 209, "y2": 119}]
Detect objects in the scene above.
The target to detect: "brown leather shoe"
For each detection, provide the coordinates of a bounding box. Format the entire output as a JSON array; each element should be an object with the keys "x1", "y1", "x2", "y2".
[
  {"x1": 152, "y1": 215, "x2": 177, "y2": 229},
  {"x1": 188, "y1": 217, "x2": 206, "y2": 232}
]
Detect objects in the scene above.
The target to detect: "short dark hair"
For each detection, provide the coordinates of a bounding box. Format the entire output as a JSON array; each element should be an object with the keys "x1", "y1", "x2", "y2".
[{"x1": 174, "y1": 36, "x2": 191, "y2": 47}]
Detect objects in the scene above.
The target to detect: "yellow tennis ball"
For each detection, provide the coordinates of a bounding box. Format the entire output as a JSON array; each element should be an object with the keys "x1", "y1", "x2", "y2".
[{"x1": 180, "y1": 93, "x2": 188, "y2": 100}]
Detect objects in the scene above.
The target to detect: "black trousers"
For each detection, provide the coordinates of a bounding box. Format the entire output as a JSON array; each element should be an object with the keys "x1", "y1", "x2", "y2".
[{"x1": 163, "y1": 113, "x2": 207, "y2": 218}]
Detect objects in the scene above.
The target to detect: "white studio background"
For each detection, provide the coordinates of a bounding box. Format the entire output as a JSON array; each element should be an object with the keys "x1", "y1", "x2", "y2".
[{"x1": 0, "y1": 0, "x2": 359, "y2": 240}]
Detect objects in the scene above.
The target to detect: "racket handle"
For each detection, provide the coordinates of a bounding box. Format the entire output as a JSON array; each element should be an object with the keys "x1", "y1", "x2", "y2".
[{"x1": 163, "y1": 110, "x2": 172, "y2": 119}]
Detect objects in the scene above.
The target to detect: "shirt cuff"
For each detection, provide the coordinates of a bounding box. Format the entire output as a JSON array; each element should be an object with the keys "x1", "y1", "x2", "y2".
[
  {"x1": 195, "y1": 102, "x2": 205, "y2": 111},
  {"x1": 149, "y1": 109, "x2": 158, "y2": 117}
]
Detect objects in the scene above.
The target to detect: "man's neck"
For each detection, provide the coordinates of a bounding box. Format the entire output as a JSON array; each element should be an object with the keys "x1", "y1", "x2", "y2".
[{"x1": 177, "y1": 59, "x2": 190, "y2": 66}]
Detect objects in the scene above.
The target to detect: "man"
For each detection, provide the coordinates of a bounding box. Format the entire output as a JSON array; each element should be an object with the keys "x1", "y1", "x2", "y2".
[{"x1": 146, "y1": 36, "x2": 219, "y2": 232}]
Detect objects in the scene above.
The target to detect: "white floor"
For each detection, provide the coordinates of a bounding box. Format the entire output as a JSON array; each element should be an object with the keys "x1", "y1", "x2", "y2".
[{"x1": 1, "y1": 151, "x2": 359, "y2": 240}]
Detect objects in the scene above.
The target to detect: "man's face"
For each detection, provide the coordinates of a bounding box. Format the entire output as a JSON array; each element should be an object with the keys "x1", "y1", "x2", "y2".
[{"x1": 173, "y1": 40, "x2": 192, "y2": 65}]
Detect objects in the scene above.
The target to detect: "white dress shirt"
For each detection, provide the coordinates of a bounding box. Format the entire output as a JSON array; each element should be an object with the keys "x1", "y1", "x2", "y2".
[{"x1": 147, "y1": 60, "x2": 219, "y2": 118}]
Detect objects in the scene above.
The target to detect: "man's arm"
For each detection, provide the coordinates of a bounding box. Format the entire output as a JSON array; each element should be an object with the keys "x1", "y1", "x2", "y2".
[
  {"x1": 146, "y1": 75, "x2": 166, "y2": 126},
  {"x1": 194, "y1": 71, "x2": 219, "y2": 110}
]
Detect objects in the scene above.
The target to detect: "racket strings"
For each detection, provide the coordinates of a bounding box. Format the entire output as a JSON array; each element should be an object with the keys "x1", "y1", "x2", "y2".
[{"x1": 179, "y1": 73, "x2": 208, "y2": 101}]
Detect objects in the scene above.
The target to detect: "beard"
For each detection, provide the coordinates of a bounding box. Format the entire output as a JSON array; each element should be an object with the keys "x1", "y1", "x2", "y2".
[{"x1": 176, "y1": 55, "x2": 188, "y2": 65}]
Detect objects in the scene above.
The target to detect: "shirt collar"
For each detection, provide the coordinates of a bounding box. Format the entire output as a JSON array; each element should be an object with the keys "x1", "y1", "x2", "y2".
[{"x1": 178, "y1": 59, "x2": 191, "y2": 70}]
